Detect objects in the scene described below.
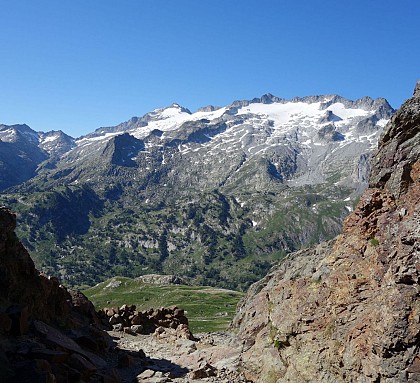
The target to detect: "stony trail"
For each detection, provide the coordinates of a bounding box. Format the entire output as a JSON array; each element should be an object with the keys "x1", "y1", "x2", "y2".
[{"x1": 109, "y1": 329, "x2": 251, "y2": 382}]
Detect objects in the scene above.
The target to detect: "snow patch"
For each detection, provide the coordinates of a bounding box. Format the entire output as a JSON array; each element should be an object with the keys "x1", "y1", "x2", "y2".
[{"x1": 41, "y1": 135, "x2": 59, "y2": 143}]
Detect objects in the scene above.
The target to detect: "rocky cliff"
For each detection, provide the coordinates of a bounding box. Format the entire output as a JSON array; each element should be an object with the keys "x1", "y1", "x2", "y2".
[
  {"x1": 232, "y1": 82, "x2": 420, "y2": 382},
  {"x1": 0, "y1": 207, "x2": 120, "y2": 382}
]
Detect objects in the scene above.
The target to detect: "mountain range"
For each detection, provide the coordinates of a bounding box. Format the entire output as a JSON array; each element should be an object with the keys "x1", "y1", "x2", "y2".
[{"x1": 0, "y1": 93, "x2": 395, "y2": 289}]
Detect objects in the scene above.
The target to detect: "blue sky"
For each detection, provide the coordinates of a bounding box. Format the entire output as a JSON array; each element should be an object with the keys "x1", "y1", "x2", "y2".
[{"x1": 0, "y1": 0, "x2": 419, "y2": 138}]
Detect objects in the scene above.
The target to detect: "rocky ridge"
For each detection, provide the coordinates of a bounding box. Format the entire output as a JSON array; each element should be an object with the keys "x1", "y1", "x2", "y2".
[
  {"x1": 31, "y1": 94, "x2": 393, "y2": 197},
  {"x1": 232, "y1": 82, "x2": 420, "y2": 382}
]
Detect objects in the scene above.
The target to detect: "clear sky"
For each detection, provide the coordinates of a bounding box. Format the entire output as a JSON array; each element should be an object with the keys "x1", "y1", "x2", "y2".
[{"x1": 0, "y1": 0, "x2": 419, "y2": 138}]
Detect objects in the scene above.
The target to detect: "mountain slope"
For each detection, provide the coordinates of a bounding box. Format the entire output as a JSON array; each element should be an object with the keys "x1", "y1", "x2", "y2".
[
  {"x1": 0, "y1": 93, "x2": 394, "y2": 289},
  {"x1": 0, "y1": 124, "x2": 75, "y2": 190},
  {"x1": 232, "y1": 82, "x2": 420, "y2": 382}
]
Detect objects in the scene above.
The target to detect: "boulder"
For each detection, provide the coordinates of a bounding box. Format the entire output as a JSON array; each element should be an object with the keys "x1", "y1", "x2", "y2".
[
  {"x1": 67, "y1": 353, "x2": 97, "y2": 380},
  {"x1": 68, "y1": 289, "x2": 101, "y2": 326},
  {"x1": 188, "y1": 361, "x2": 217, "y2": 379},
  {"x1": 131, "y1": 324, "x2": 143, "y2": 334}
]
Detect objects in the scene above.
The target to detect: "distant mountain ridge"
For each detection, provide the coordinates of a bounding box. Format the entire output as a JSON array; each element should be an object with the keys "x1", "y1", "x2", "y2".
[
  {"x1": 0, "y1": 92, "x2": 395, "y2": 289},
  {"x1": 5, "y1": 93, "x2": 393, "y2": 194},
  {"x1": 0, "y1": 124, "x2": 75, "y2": 190}
]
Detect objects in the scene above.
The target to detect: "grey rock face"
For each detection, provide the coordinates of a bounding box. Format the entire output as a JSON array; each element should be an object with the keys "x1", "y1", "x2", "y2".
[
  {"x1": 101, "y1": 133, "x2": 145, "y2": 167},
  {"x1": 370, "y1": 81, "x2": 420, "y2": 197},
  {"x1": 39, "y1": 130, "x2": 75, "y2": 157},
  {"x1": 196, "y1": 105, "x2": 221, "y2": 113}
]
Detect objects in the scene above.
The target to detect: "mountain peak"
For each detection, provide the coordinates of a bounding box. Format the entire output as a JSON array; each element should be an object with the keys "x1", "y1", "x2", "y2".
[
  {"x1": 414, "y1": 80, "x2": 420, "y2": 97},
  {"x1": 164, "y1": 103, "x2": 192, "y2": 115}
]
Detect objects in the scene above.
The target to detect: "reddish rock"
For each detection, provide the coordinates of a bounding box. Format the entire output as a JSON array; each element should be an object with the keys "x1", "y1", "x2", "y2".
[
  {"x1": 12, "y1": 359, "x2": 55, "y2": 383},
  {"x1": 176, "y1": 323, "x2": 195, "y2": 340},
  {"x1": 74, "y1": 334, "x2": 101, "y2": 352},
  {"x1": 33, "y1": 320, "x2": 107, "y2": 369},
  {"x1": 109, "y1": 314, "x2": 121, "y2": 325},
  {"x1": 68, "y1": 289, "x2": 101, "y2": 326},
  {"x1": 188, "y1": 361, "x2": 217, "y2": 379},
  {"x1": 0, "y1": 207, "x2": 72, "y2": 326},
  {"x1": 408, "y1": 357, "x2": 420, "y2": 373},
  {"x1": 0, "y1": 206, "x2": 126, "y2": 382},
  {"x1": 117, "y1": 352, "x2": 137, "y2": 368},
  {"x1": 97, "y1": 369, "x2": 121, "y2": 383},
  {"x1": 130, "y1": 314, "x2": 143, "y2": 326}
]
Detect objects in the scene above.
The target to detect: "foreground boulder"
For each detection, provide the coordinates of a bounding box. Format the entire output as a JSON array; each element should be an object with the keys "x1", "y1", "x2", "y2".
[{"x1": 232, "y1": 82, "x2": 420, "y2": 382}]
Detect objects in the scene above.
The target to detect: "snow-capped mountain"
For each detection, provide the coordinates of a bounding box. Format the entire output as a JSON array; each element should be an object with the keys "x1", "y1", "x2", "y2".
[
  {"x1": 38, "y1": 130, "x2": 76, "y2": 157},
  {"x1": 0, "y1": 124, "x2": 75, "y2": 190},
  {"x1": 34, "y1": 93, "x2": 393, "y2": 200},
  {"x1": 0, "y1": 93, "x2": 395, "y2": 289}
]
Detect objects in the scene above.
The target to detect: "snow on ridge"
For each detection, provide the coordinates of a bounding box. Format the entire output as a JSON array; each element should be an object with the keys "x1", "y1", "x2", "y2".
[
  {"x1": 0, "y1": 129, "x2": 17, "y2": 142},
  {"x1": 237, "y1": 101, "x2": 322, "y2": 126},
  {"x1": 41, "y1": 135, "x2": 60, "y2": 143},
  {"x1": 327, "y1": 103, "x2": 370, "y2": 119},
  {"x1": 376, "y1": 119, "x2": 388, "y2": 127},
  {"x1": 190, "y1": 107, "x2": 227, "y2": 121},
  {"x1": 158, "y1": 104, "x2": 190, "y2": 119},
  {"x1": 72, "y1": 97, "x2": 385, "y2": 151},
  {"x1": 236, "y1": 100, "x2": 373, "y2": 130},
  {"x1": 128, "y1": 106, "x2": 228, "y2": 140},
  {"x1": 76, "y1": 131, "x2": 122, "y2": 145}
]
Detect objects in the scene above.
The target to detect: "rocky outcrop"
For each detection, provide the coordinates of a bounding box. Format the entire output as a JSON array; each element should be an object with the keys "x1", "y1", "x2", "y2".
[
  {"x1": 98, "y1": 304, "x2": 191, "y2": 337},
  {"x1": 370, "y1": 81, "x2": 420, "y2": 197},
  {"x1": 0, "y1": 207, "x2": 118, "y2": 381},
  {"x1": 0, "y1": 207, "x2": 73, "y2": 327},
  {"x1": 135, "y1": 274, "x2": 186, "y2": 285},
  {"x1": 232, "y1": 82, "x2": 420, "y2": 382}
]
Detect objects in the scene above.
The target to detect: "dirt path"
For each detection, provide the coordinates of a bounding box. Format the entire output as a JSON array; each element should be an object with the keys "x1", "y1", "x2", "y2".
[{"x1": 109, "y1": 329, "x2": 251, "y2": 382}]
